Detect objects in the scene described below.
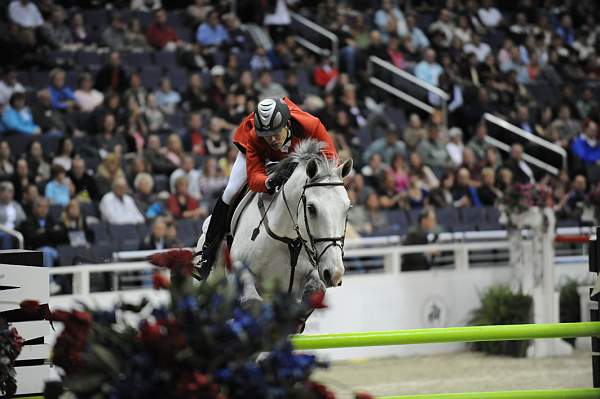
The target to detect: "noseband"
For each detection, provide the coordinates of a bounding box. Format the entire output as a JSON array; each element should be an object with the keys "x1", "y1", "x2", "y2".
[{"x1": 253, "y1": 177, "x2": 347, "y2": 293}]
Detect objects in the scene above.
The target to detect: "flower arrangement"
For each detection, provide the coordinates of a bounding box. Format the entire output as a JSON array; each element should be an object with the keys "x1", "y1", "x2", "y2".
[
  {"x1": 0, "y1": 317, "x2": 24, "y2": 397},
  {"x1": 500, "y1": 183, "x2": 552, "y2": 214},
  {"x1": 19, "y1": 249, "x2": 369, "y2": 399}
]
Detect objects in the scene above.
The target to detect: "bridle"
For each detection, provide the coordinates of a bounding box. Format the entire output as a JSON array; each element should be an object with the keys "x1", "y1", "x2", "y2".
[{"x1": 254, "y1": 176, "x2": 348, "y2": 293}]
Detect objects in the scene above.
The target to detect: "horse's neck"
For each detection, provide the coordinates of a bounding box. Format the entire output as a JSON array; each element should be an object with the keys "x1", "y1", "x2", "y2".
[{"x1": 267, "y1": 185, "x2": 302, "y2": 239}]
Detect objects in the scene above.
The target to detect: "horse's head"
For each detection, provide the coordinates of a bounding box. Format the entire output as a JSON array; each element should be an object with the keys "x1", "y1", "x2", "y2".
[{"x1": 281, "y1": 139, "x2": 353, "y2": 288}]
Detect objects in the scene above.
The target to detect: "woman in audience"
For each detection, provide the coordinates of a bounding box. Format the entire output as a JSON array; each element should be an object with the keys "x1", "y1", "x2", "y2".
[
  {"x1": 477, "y1": 167, "x2": 502, "y2": 206},
  {"x1": 45, "y1": 164, "x2": 72, "y2": 207},
  {"x1": 167, "y1": 176, "x2": 205, "y2": 220},
  {"x1": 139, "y1": 217, "x2": 177, "y2": 250},
  {"x1": 408, "y1": 152, "x2": 439, "y2": 190},
  {"x1": 0, "y1": 141, "x2": 14, "y2": 177},
  {"x1": 95, "y1": 153, "x2": 125, "y2": 197},
  {"x1": 57, "y1": 199, "x2": 93, "y2": 247},
  {"x1": 71, "y1": 13, "x2": 90, "y2": 46},
  {"x1": 429, "y1": 172, "x2": 455, "y2": 208},
  {"x1": 133, "y1": 172, "x2": 164, "y2": 219},
  {"x1": 74, "y1": 73, "x2": 104, "y2": 113},
  {"x1": 48, "y1": 68, "x2": 76, "y2": 111},
  {"x1": 165, "y1": 133, "x2": 185, "y2": 168},
  {"x1": 405, "y1": 172, "x2": 430, "y2": 210},
  {"x1": 27, "y1": 140, "x2": 51, "y2": 184},
  {"x1": 53, "y1": 137, "x2": 75, "y2": 171}
]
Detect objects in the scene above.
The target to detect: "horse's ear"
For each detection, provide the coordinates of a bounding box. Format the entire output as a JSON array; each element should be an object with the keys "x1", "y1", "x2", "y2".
[
  {"x1": 338, "y1": 159, "x2": 353, "y2": 179},
  {"x1": 306, "y1": 159, "x2": 319, "y2": 179}
]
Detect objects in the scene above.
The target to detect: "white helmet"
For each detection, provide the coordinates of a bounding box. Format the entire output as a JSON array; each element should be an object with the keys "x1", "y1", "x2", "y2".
[{"x1": 253, "y1": 98, "x2": 291, "y2": 137}]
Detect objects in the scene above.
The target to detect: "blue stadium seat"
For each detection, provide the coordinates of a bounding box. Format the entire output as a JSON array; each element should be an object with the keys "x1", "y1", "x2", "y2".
[
  {"x1": 155, "y1": 51, "x2": 178, "y2": 67},
  {"x1": 166, "y1": 67, "x2": 188, "y2": 91},
  {"x1": 82, "y1": 9, "x2": 109, "y2": 29},
  {"x1": 140, "y1": 66, "x2": 162, "y2": 89},
  {"x1": 107, "y1": 224, "x2": 142, "y2": 251},
  {"x1": 77, "y1": 51, "x2": 102, "y2": 67},
  {"x1": 435, "y1": 207, "x2": 460, "y2": 232},
  {"x1": 459, "y1": 207, "x2": 487, "y2": 231},
  {"x1": 123, "y1": 52, "x2": 153, "y2": 67},
  {"x1": 176, "y1": 219, "x2": 197, "y2": 246},
  {"x1": 154, "y1": 175, "x2": 170, "y2": 193},
  {"x1": 57, "y1": 245, "x2": 94, "y2": 266},
  {"x1": 91, "y1": 243, "x2": 113, "y2": 263},
  {"x1": 90, "y1": 222, "x2": 110, "y2": 245},
  {"x1": 49, "y1": 204, "x2": 64, "y2": 221}
]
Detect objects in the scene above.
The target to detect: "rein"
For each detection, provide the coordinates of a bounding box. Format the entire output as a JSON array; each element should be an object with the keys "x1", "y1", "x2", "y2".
[{"x1": 253, "y1": 178, "x2": 347, "y2": 293}]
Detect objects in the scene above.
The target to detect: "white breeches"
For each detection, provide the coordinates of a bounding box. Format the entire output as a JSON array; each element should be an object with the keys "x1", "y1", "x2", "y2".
[{"x1": 222, "y1": 152, "x2": 247, "y2": 204}]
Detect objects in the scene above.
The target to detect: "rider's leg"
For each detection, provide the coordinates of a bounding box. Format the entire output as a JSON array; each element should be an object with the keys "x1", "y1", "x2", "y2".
[{"x1": 197, "y1": 152, "x2": 247, "y2": 277}]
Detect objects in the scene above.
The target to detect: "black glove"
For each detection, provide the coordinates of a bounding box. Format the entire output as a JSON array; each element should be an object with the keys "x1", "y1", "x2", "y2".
[{"x1": 266, "y1": 163, "x2": 296, "y2": 192}]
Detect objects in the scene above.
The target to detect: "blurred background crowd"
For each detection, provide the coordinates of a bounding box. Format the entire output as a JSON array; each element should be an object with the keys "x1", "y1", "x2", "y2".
[{"x1": 0, "y1": 0, "x2": 599, "y2": 270}]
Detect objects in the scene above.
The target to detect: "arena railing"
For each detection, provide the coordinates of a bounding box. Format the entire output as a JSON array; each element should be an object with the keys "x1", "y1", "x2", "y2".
[
  {"x1": 49, "y1": 227, "x2": 592, "y2": 296},
  {"x1": 366, "y1": 56, "x2": 449, "y2": 125},
  {"x1": 290, "y1": 12, "x2": 339, "y2": 68},
  {"x1": 0, "y1": 224, "x2": 24, "y2": 249},
  {"x1": 483, "y1": 113, "x2": 567, "y2": 176}
]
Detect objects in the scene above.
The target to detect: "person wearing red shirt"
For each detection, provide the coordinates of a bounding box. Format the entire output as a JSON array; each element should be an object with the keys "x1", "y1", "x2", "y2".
[
  {"x1": 196, "y1": 97, "x2": 337, "y2": 277},
  {"x1": 145, "y1": 8, "x2": 180, "y2": 50},
  {"x1": 167, "y1": 176, "x2": 204, "y2": 220}
]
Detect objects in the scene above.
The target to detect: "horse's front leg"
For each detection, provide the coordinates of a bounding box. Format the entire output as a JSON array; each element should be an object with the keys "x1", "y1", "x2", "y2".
[
  {"x1": 296, "y1": 269, "x2": 326, "y2": 333},
  {"x1": 232, "y1": 261, "x2": 263, "y2": 309}
]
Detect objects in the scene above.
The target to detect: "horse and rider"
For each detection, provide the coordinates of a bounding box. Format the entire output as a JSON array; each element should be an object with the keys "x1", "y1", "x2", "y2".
[{"x1": 195, "y1": 96, "x2": 352, "y2": 303}]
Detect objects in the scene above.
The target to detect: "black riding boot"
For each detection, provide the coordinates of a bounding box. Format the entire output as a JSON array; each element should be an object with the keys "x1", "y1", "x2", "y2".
[{"x1": 194, "y1": 198, "x2": 230, "y2": 280}]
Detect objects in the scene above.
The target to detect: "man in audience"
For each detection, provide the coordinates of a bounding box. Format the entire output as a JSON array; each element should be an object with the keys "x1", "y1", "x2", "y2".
[
  {"x1": 417, "y1": 123, "x2": 450, "y2": 173},
  {"x1": 196, "y1": 10, "x2": 229, "y2": 48},
  {"x1": 363, "y1": 128, "x2": 407, "y2": 165},
  {"x1": 144, "y1": 134, "x2": 177, "y2": 175},
  {"x1": 146, "y1": 8, "x2": 181, "y2": 50},
  {"x1": 68, "y1": 157, "x2": 100, "y2": 202},
  {"x1": 503, "y1": 143, "x2": 535, "y2": 184},
  {"x1": 95, "y1": 52, "x2": 128, "y2": 93},
  {"x1": 414, "y1": 48, "x2": 443, "y2": 86},
  {"x1": 8, "y1": 0, "x2": 44, "y2": 29},
  {"x1": 102, "y1": 13, "x2": 127, "y2": 51},
  {"x1": 31, "y1": 89, "x2": 67, "y2": 134},
  {"x1": 0, "y1": 182, "x2": 26, "y2": 249},
  {"x1": 170, "y1": 154, "x2": 202, "y2": 200},
  {"x1": 402, "y1": 207, "x2": 439, "y2": 271},
  {"x1": 19, "y1": 197, "x2": 61, "y2": 267},
  {"x1": 0, "y1": 69, "x2": 25, "y2": 107},
  {"x1": 99, "y1": 177, "x2": 145, "y2": 225}
]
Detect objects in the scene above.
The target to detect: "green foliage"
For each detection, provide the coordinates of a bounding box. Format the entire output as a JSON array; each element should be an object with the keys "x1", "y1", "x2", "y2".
[
  {"x1": 559, "y1": 278, "x2": 581, "y2": 346},
  {"x1": 468, "y1": 285, "x2": 533, "y2": 357}
]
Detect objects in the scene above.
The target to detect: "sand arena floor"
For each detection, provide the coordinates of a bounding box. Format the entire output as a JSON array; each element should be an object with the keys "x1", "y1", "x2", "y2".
[{"x1": 313, "y1": 349, "x2": 594, "y2": 398}]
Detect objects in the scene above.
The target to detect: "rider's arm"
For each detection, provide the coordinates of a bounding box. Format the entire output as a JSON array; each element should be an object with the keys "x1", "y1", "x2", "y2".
[{"x1": 245, "y1": 139, "x2": 270, "y2": 193}]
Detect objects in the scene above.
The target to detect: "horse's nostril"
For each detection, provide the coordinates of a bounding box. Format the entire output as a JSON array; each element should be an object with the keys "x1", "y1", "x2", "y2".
[
  {"x1": 337, "y1": 280, "x2": 342, "y2": 287},
  {"x1": 323, "y1": 269, "x2": 332, "y2": 286}
]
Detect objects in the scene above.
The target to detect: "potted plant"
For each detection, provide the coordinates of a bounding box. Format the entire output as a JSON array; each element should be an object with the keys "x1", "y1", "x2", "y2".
[{"x1": 468, "y1": 285, "x2": 533, "y2": 357}]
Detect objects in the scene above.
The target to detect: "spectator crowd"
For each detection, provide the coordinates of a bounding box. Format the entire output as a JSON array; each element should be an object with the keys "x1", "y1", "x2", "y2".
[{"x1": 0, "y1": 0, "x2": 599, "y2": 271}]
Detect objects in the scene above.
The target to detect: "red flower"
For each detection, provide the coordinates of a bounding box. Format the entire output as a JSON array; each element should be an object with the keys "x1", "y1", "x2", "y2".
[
  {"x1": 355, "y1": 392, "x2": 375, "y2": 399},
  {"x1": 148, "y1": 249, "x2": 195, "y2": 276},
  {"x1": 20, "y1": 299, "x2": 40, "y2": 314},
  {"x1": 50, "y1": 310, "x2": 93, "y2": 372},
  {"x1": 152, "y1": 272, "x2": 170, "y2": 289},
  {"x1": 307, "y1": 381, "x2": 336, "y2": 399},
  {"x1": 139, "y1": 321, "x2": 162, "y2": 343},
  {"x1": 309, "y1": 290, "x2": 327, "y2": 309}
]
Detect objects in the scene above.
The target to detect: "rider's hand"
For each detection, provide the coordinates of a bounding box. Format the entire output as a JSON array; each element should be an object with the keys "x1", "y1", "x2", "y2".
[{"x1": 266, "y1": 164, "x2": 295, "y2": 192}]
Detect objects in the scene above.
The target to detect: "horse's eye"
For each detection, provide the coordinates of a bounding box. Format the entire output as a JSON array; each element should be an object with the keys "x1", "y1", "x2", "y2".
[{"x1": 307, "y1": 203, "x2": 317, "y2": 216}]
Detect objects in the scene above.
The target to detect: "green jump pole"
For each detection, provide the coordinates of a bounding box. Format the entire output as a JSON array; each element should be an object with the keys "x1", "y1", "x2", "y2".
[
  {"x1": 291, "y1": 321, "x2": 600, "y2": 350},
  {"x1": 377, "y1": 388, "x2": 600, "y2": 399}
]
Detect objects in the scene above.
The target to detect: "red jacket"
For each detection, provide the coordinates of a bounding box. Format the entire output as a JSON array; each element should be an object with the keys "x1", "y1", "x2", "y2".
[
  {"x1": 167, "y1": 193, "x2": 199, "y2": 219},
  {"x1": 233, "y1": 97, "x2": 337, "y2": 192},
  {"x1": 146, "y1": 23, "x2": 180, "y2": 50}
]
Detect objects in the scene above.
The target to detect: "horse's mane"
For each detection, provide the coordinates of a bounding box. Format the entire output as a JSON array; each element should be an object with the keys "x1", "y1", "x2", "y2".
[{"x1": 267, "y1": 139, "x2": 338, "y2": 180}]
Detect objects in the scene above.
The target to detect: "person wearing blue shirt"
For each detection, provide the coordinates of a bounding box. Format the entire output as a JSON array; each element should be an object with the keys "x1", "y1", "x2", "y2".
[
  {"x1": 0, "y1": 92, "x2": 41, "y2": 135},
  {"x1": 48, "y1": 68, "x2": 75, "y2": 110},
  {"x1": 45, "y1": 164, "x2": 71, "y2": 206},
  {"x1": 196, "y1": 10, "x2": 229, "y2": 47},
  {"x1": 414, "y1": 48, "x2": 444, "y2": 86},
  {"x1": 572, "y1": 121, "x2": 600, "y2": 164}
]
